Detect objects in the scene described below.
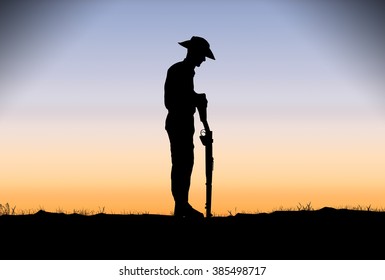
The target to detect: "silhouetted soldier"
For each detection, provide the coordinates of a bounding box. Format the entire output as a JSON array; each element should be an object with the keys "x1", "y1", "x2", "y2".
[{"x1": 164, "y1": 36, "x2": 215, "y2": 218}]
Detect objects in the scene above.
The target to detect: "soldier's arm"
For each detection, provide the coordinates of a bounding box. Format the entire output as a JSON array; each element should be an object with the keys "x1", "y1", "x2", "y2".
[{"x1": 196, "y1": 93, "x2": 210, "y2": 131}]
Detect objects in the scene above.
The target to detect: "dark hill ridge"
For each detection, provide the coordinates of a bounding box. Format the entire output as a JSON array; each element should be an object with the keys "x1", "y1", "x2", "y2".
[{"x1": 1, "y1": 207, "x2": 384, "y2": 260}]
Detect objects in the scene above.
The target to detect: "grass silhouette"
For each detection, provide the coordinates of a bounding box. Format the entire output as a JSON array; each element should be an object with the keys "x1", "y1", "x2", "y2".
[
  {"x1": 1, "y1": 201, "x2": 385, "y2": 216},
  {"x1": 0, "y1": 203, "x2": 17, "y2": 215}
]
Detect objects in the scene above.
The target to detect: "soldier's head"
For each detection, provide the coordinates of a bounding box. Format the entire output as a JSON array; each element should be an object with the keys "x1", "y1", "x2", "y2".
[{"x1": 179, "y1": 36, "x2": 215, "y2": 67}]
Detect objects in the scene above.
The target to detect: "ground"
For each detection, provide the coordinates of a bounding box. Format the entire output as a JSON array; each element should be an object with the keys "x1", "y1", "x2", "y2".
[{"x1": 1, "y1": 207, "x2": 384, "y2": 260}]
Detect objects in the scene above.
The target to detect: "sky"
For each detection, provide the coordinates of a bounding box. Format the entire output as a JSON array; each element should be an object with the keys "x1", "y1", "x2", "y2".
[{"x1": 1, "y1": 0, "x2": 385, "y2": 215}]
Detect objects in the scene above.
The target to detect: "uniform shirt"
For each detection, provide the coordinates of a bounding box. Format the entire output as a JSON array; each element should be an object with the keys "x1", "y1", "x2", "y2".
[{"x1": 164, "y1": 59, "x2": 197, "y2": 131}]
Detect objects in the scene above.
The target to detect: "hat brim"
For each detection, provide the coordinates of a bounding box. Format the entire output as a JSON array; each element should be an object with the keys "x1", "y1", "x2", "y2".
[{"x1": 178, "y1": 41, "x2": 215, "y2": 60}]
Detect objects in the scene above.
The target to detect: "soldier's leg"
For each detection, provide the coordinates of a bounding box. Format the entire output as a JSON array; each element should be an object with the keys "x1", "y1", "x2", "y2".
[
  {"x1": 168, "y1": 130, "x2": 194, "y2": 206},
  {"x1": 171, "y1": 148, "x2": 193, "y2": 204}
]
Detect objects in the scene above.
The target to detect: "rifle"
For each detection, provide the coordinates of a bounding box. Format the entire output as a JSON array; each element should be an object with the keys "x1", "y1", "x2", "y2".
[
  {"x1": 200, "y1": 128, "x2": 214, "y2": 218},
  {"x1": 197, "y1": 93, "x2": 214, "y2": 218}
]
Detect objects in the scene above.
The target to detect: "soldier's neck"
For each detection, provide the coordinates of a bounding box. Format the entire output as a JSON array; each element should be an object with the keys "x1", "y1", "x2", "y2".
[{"x1": 183, "y1": 57, "x2": 197, "y2": 69}]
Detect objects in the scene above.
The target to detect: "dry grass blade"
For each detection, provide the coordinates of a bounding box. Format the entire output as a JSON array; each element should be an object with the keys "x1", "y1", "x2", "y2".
[{"x1": 0, "y1": 203, "x2": 16, "y2": 215}]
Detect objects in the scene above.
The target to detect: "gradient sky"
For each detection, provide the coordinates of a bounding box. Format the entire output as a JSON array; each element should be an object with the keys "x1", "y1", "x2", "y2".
[{"x1": 1, "y1": 0, "x2": 384, "y2": 215}]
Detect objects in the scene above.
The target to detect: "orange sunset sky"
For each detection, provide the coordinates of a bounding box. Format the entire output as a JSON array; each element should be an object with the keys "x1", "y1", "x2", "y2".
[{"x1": 1, "y1": 1, "x2": 385, "y2": 215}]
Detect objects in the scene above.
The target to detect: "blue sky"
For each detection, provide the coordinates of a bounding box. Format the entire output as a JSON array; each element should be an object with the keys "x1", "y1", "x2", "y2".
[{"x1": 1, "y1": 0, "x2": 384, "y2": 119}]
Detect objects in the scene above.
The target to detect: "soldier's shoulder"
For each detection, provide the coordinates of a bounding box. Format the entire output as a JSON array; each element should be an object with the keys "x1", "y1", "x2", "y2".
[{"x1": 168, "y1": 61, "x2": 185, "y2": 71}]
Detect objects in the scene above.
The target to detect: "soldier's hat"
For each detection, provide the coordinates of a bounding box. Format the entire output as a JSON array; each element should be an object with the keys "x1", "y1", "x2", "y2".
[{"x1": 178, "y1": 36, "x2": 215, "y2": 60}]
